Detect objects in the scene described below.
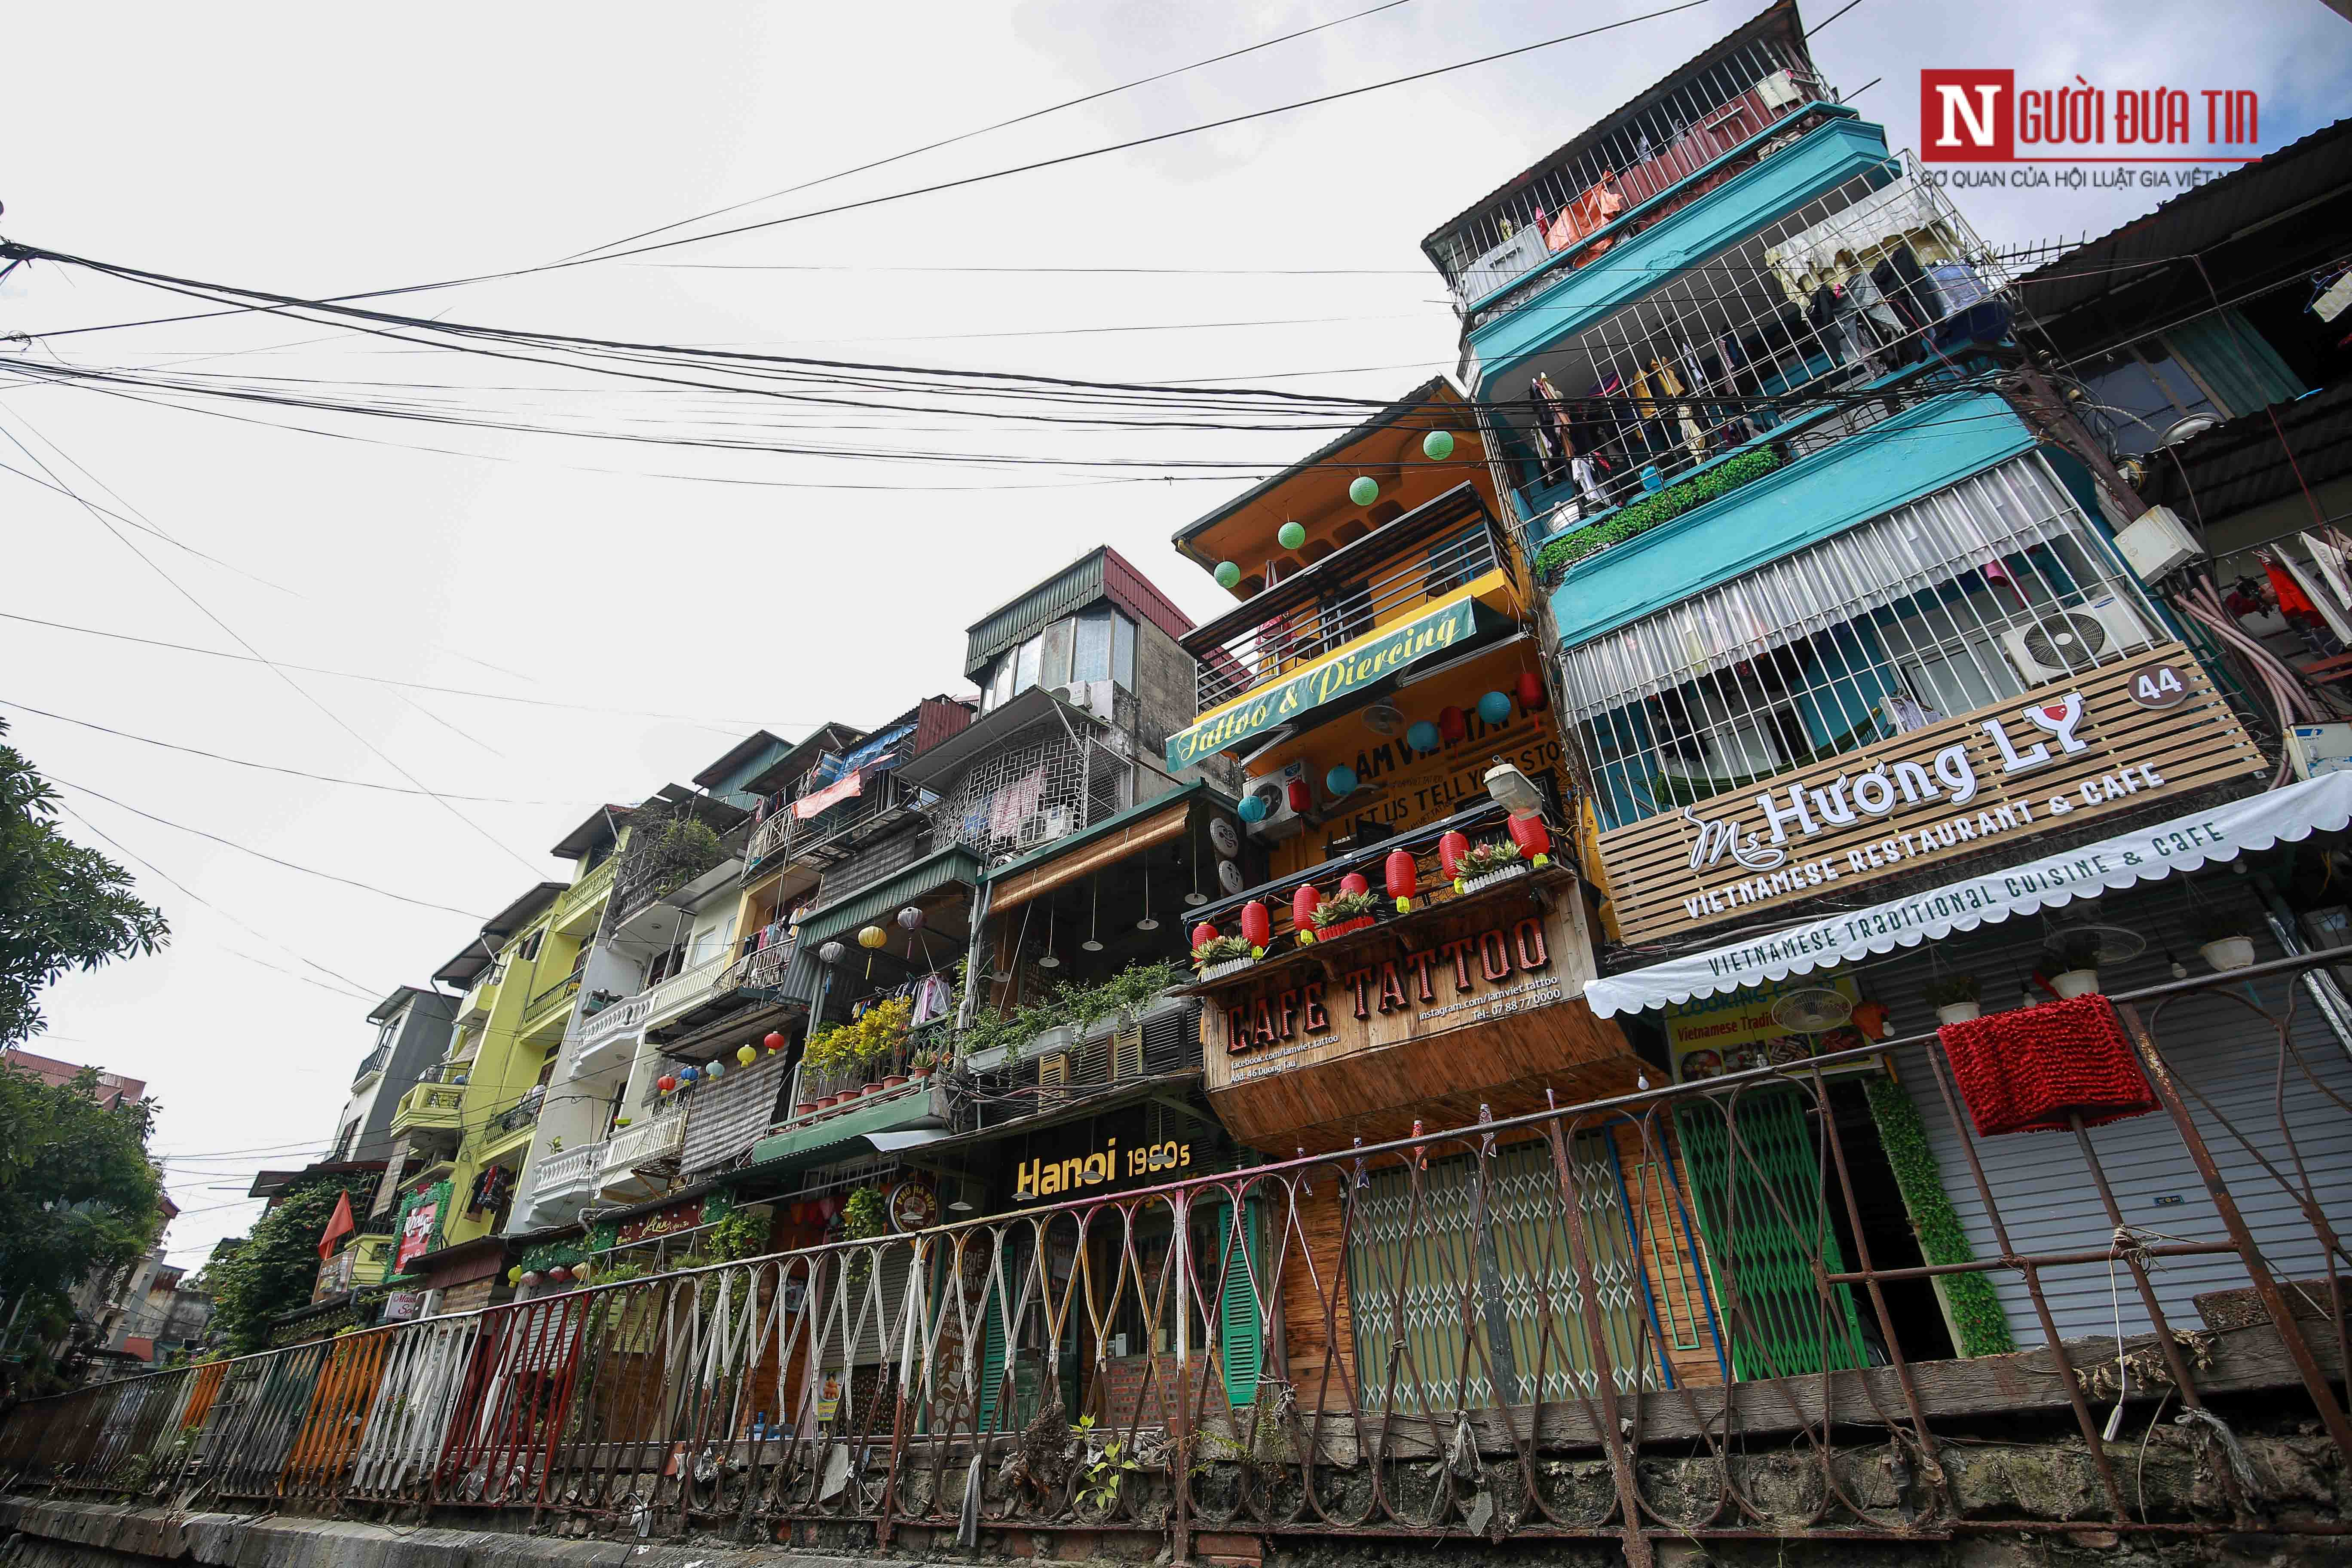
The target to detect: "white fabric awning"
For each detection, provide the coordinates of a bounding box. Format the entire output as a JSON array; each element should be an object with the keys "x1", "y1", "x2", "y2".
[{"x1": 1583, "y1": 771, "x2": 2352, "y2": 1017}]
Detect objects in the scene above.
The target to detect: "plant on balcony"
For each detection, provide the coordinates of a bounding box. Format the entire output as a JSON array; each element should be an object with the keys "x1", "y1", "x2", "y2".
[
  {"x1": 1191, "y1": 934, "x2": 1253, "y2": 971},
  {"x1": 633, "y1": 815, "x2": 725, "y2": 898},
  {"x1": 1309, "y1": 889, "x2": 1381, "y2": 936},
  {"x1": 1533, "y1": 445, "x2": 1784, "y2": 584},
  {"x1": 909, "y1": 1047, "x2": 941, "y2": 1081},
  {"x1": 1450, "y1": 839, "x2": 1523, "y2": 891}
]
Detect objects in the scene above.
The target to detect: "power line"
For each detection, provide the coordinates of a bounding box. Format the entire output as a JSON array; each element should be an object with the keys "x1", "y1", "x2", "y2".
[
  {"x1": 0, "y1": 697, "x2": 588, "y2": 804},
  {"x1": 54, "y1": 775, "x2": 494, "y2": 918}
]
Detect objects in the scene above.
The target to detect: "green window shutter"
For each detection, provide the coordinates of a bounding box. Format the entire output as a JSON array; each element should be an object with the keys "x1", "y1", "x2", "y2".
[
  {"x1": 1217, "y1": 1204, "x2": 1262, "y2": 1408},
  {"x1": 976, "y1": 1275, "x2": 1007, "y2": 1431}
]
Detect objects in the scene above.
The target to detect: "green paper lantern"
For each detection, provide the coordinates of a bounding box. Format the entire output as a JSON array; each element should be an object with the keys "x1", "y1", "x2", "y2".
[
  {"x1": 1214, "y1": 560, "x2": 1241, "y2": 589},
  {"x1": 1422, "y1": 429, "x2": 1455, "y2": 461},
  {"x1": 1348, "y1": 475, "x2": 1378, "y2": 507},
  {"x1": 1277, "y1": 521, "x2": 1305, "y2": 551}
]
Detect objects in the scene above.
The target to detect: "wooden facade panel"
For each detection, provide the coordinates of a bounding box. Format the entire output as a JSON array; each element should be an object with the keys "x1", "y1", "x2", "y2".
[{"x1": 1597, "y1": 648, "x2": 2264, "y2": 940}]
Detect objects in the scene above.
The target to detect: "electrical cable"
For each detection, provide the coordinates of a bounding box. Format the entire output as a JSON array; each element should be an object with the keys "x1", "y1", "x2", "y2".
[
  {"x1": 0, "y1": 697, "x2": 588, "y2": 804},
  {"x1": 52, "y1": 774, "x2": 494, "y2": 918}
]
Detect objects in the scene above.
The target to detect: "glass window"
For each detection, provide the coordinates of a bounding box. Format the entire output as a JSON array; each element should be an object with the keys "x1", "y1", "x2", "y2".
[
  {"x1": 1014, "y1": 636, "x2": 1041, "y2": 694},
  {"x1": 1112, "y1": 612, "x2": 1136, "y2": 689},
  {"x1": 1040, "y1": 619, "x2": 1075, "y2": 689},
  {"x1": 1073, "y1": 612, "x2": 1113, "y2": 684}
]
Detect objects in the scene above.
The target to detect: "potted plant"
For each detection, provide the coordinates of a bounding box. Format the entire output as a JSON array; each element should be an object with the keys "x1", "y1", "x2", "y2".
[
  {"x1": 1310, "y1": 887, "x2": 1381, "y2": 942},
  {"x1": 1191, "y1": 932, "x2": 1254, "y2": 981},
  {"x1": 908, "y1": 1047, "x2": 940, "y2": 1083},
  {"x1": 2041, "y1": 931, "x2": 2104, "y2": 999},
  {"x1": 1452, "y1": 839, "x2": 1527, "y2": 895},
  {"x1": 1923, "y1": 973, "x2": 1982, "y2": 1026},
  {"x1": 2189, "y1": 906, "x2": 2257, "y2": 972}
]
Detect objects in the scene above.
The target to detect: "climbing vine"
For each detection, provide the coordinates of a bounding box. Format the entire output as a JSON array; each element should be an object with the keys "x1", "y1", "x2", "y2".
[{"x1": 1864, "y1": 1077, "x2": 2015, "y2": 1357}]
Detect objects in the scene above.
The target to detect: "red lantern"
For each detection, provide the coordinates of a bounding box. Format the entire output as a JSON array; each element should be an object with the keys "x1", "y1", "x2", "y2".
[
  {"x1": 1516, "y1": 670, "x2": 1548, "y2": 713},
  {"x1": 1286, "y1": 777, "x2": 1312, "y2": 814},
  {"x1": 1239, "y1": 900, "x2": 1272, "y2": 950},
  {"x1": 1383, "y1": 849, "x2": 1417, "y2": 911},
  {"x1": 1507, "y1": 814, "x2": 1553, "y2": 865},
  {"x1": 1438, "y1": 831, "x2": 1471, "y2": 881},
  {"x1": 1437, "y1": 706, "x2": 1467, "y2": 744},
  {"x1": 1291, "y1": 884, "x2": 1320, "y2": 940},
  {"x1": 1339, "y1": 871, "x2": 1369, "y2": 898},
  {"x1": 763, "y1": 1031, "x2": 786, "y2": 1053},
  {"x1": 657, "y1": 1075, "x2": 678, "y2": 1094},
  {"x1": 1191, "y1": 922, "x2": 1219, "y2": 952},
  {"x1": 547, "y1": 1265, "x2": 572, "y2": 1284}
]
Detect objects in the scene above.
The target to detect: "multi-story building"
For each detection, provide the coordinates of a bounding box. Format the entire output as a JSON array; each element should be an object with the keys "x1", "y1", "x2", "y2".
[
  {"x1": 326, "y1": 986, "x2": 457, "y2": 1164},
  {"x1": 1417, "y1": 1, "x2": 2352, "y2": 1378}
]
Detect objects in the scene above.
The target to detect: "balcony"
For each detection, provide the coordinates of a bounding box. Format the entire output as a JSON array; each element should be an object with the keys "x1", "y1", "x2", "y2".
[
  {"x1": 606, "y1": 818, "x2": 737, "y2": 928},
  {"x1": 602, "y1": 1108, "x2": 687, "y2": 1182},
  {"x1": 521, "y1": 970, "x2": 582, "y2": 1032},
  {"x1": 350, "y1": 1043, "x2": 390, "y2": 1087},
  {"x1": 565, "y1": 989, "x2": 652, "y2": 1077},
  {"x1": 730, "y1": 935, "x2": 798, "y2": 993},
  {"x1": 640, "y1": 949, "x2": 738, "y2": 1036},
  {"x1": 743, "y1": 772, "x2": 926, "y2": 883},
  {"x1": 389, "y1": 1064, "x2": 469, "y2": 1145},
  {"x1": 311, "y1": 1234, "x2": 394, "y2": 1302},
  {"x1": 1178, "y1": 484, "x2": 1522, "y2": 720},
  {"x1": 523, "y1": 1139, "x2": 607, "y2": 1209},
  {"x1": 552, "y1": 855, "x2": 618, "y2": 933}
]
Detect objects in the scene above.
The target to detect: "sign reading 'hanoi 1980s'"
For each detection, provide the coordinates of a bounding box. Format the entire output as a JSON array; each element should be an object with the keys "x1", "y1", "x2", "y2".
[
  {"x1": 1164, "y1": 594, "x2": 1478, "y2": 771},
  {"x1": 1597, "y1": 646, "x2": 2263, "y2": 942}
]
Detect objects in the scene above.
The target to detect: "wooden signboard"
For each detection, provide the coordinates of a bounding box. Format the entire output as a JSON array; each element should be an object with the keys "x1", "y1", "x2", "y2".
[
  {"x1": 1596, "y1": 645, "x2": 2265, "y2": 942},
  {"x1": 1199, "y1": 883, "x2": 1642, "y2": 1151}
]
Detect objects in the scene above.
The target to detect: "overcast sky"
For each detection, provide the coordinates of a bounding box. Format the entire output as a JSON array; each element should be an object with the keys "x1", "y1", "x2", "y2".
[{"x1": 6, "y1": 0, "x2": 2346, "y2": 1267}]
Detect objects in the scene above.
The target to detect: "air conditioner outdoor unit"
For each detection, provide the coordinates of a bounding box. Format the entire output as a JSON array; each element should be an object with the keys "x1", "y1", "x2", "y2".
[
  {"x1": 1057, "y1": 680, "x2": 1117, "y2": 724},
  {"x1": 1241, "y1": 760, "x2": 1309, "y2": 844},
  {"x1": 1016, "y1": 807, "x2": 1076, "y2": 848},
  {"x1": 1997, "y1": 596, "x2": 2156, "y2": 684}
]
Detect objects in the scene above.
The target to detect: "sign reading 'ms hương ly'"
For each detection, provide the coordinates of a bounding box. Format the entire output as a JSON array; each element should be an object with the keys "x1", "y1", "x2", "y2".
[{"x1": 1165, "y1": 594, "x2": 1478, "y2": 771}]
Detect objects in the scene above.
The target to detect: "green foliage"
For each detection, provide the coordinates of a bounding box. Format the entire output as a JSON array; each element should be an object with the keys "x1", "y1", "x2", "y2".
[
  {"x1": 205, "y1": 1171, "x2": 379, "y2": 1355},
  {"x1": 0, "y1": 1063, "x2": 163, "y2": 1330},
  {"x1": 957, "y1": 958, "x2": 1186, "y2": 1060},
  {"x1": 518, "y1": 1238, "x2": 589, "y2": 1274},
  {"x1": 636, "y1": 814, "x2": 724, "y2": 898},
  {"x1": 1190, "y1": 934, "x2": 1253, "y2": 969},
  {"x1": 840, "y1": 1185, "x2": 889, "y2": 1242},
  {"x1": 706, "y1": 1204, "x2": 772, "y2": 1264},
  {"x1": 1533, "y1": 446, "x2": 1784, "y2": 584},
  {"x1": 0, "y1": 718, "x2": 170, "y2": 1045},
  {"x1": 1922, "y1": 974, "x2": 1981, "y2": 1008},
  {"x1": 1311, "y1": 890, "x2": 1380, "y2": 928},
  {"x1": 1074, "y1": 1414, "x2": 1142, "y2": 1512},
  {"x1": 1864, "y1": 1077, "x2": 2015, "y2": 1358}
]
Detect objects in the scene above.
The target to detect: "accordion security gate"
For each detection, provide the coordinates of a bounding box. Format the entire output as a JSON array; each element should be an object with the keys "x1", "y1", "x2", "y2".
[{"x1": 7, "y1": 955, "x2": 2352, "y2": 1563}]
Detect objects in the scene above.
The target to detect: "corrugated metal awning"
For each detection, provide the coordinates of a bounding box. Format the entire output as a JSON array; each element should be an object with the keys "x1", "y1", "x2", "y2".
[
  {"x1": 738, "y1": 1093, "x2": 947, "y2": 1178},
  {"x1": 795, "y1": 847, "x2": 981, "y2": 947}
]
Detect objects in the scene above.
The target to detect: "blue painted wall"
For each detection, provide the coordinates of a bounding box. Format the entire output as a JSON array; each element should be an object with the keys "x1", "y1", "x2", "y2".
[
  {"x1": 1548, "y1": 389, "x2": 2041, "y2": 651},
  {"x1": 1467, "y1": 111, "x2": 1893, "y2": 392}
]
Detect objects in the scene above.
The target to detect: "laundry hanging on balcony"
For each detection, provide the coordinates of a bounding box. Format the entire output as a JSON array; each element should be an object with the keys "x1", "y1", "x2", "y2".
[{"x1": 796, "y1": 768, "x2": 865, "y2": 818}]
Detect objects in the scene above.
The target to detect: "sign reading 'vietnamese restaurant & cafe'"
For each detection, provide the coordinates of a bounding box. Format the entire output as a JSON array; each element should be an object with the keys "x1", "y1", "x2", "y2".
[
  {"x1": 1164, "y1": 594, "x2": 1478, "y2": 771},
  {"x1": 1596, "y1": 646, "x2": 2263, "y2": 942}
]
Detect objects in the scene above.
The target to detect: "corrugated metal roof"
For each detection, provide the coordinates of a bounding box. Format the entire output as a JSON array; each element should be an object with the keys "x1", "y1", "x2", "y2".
[
  {"x1": 693, "y1": 729, "x2": 796, "y2": 793},
  {"x1": 2142, "y1": 381, "x2": 2352, "y2": 522},
  {"x1": 795, "y1": 847, "x2": 982, "y2": 946},
  {"x1": 2015, "y1": 115, "x2": 2352, "y2": 341},
  {"x1": 962, "y1": 546, "x2": 1194, "y2": 675},
  {"x1": 1417, "y1": 1, "x2": 1805, "y2": 254}
]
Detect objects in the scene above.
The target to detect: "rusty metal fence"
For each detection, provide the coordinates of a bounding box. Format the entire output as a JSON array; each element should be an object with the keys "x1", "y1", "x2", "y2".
[{"x1": 5, "y1": 952, "x2": 2347, "y2": 1562}]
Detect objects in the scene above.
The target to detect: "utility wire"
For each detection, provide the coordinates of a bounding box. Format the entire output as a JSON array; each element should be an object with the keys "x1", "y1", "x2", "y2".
[
  {"x1": 53, "y1": 775, "x2": 493, "y2": 918},
  {"x1": 0, "y1": 698, "x2": 588, "y2": 804},
  {"x1": 563, "y1": 0, "x2": 1423, "y2": 260}
]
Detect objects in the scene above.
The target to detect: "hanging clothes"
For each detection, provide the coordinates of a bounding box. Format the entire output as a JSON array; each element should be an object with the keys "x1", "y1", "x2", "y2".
[
  {"x1": 1677, "y1": 404, "x2": 1707, "y2": 460},
  {"x1": 2263, "y1": 557, "x2": 2319, "y2": 618},
  {"x1": 910, "y1": 972, "x2": 954, "y2": 1028}
]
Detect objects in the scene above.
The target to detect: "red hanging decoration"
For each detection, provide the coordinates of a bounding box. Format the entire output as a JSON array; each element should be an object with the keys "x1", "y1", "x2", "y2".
[
  {"x1": 1338, "y1": 871, "x2": 1369, "y2": 898},
  {"x1": 1437, "y1": 831, "x2": 1471, "y2": 881},
  {"x1": 1936, "y1": 994, "x2": 2156, "y2": 1137},
  {"x1": 1286, "y1": 778, "x2": 1312, "y2": 814},
  {"x1": 1191, "y1": 922, "x2": 1219, "y2": 952},
  {"x1": 1239, "y1": 900, "x2": 1272, "y2": 949},
  {"x1": 1290, "y1": 884, "x2": 1321, "y2": 938},
  {"x1": 763, "y1": 1031, "x2": 786, "y2": 1053},
  {"x1": 656, "y1": 1075, "x2": 678, "y2": 1094},
  {"x1": 1383, "y1": 849, "x2": 1418, "y2": 911},
  {"x1": 1437, "y1": 706, "x2": 1468, "y2": 744},
  {"x1": 1506, "y1": 815, "x2": 1552, "y2": 865},
  {"x1": 1516, "y1": 670, "x2": 1548, "y2": 712}
]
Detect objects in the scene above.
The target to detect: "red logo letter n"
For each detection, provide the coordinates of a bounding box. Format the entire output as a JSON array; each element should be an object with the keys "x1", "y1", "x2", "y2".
[{"x1": 1920, "y1": 70, "x2": 2012, "y2": 162}]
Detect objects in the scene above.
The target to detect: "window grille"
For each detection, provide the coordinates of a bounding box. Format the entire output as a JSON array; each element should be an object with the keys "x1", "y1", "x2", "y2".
[
  {"x1": 930, "y1": 714, "x2": 1130, "y2": 863},
  {"x1": 1427, "y1": 39, "x2": 1826, "y2": 303},
  {"x1": 1493, "y1": 155, "x2": 2015, "y2": 524},
  {"x1": 1557, "y1": 456, "x2": 2161, "y2": 831}
]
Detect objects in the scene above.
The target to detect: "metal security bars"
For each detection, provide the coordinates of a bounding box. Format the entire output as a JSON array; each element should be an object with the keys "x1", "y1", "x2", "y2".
[
  {"x1": 1494, "y1": 156, "x2": 2015, "y2": 525},
  {"x1": 1425, "y1": 40, "x2": 1826, "y2": 307},
  {"x1": 9, "y1": 950, "x2": 2351, "y2": 1561},
  {"x1": 1556, "y1": 456, "x2": 2159, "y2": 831},
  {"x1": 929, "y1": 713, "x2": 1128, "y2": 864}
]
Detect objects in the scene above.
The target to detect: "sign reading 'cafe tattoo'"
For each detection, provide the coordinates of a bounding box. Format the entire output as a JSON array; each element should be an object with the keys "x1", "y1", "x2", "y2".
[{"x1": 1595, "y1": 646, "x2": 2264, "y2": 941}]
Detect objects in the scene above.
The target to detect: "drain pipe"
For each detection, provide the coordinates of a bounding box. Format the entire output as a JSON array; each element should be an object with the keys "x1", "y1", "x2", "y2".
[{"x1": 2251, "y1": 871, "x2": 2352, "y2": 1060}]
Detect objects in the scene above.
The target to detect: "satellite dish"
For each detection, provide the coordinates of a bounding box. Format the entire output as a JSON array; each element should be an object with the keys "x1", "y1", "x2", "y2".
[
  {"x1": 1209, "y1": 817, "x2": 1242, "y2": 858},
  {"x1": 1362, "y1": 701, "x2": 1405, "y2": 737},
  {"x1": 1770, "y1": 987, "x2": 1854, "y2": 1033},
  {"x1": 2054, "y1": 922, "x2": 2145, "y2": 965},
  {"x1": 1216, "y1": 859, "x2": 1246, "y2": 894}
]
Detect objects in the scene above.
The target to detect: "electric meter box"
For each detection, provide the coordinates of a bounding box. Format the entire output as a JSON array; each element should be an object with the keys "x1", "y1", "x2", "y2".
[
  {"x1": 2113, "y1": 504, "x2": 2205, "y2": 582},
  {"x1": 2288, "y1": 723, "x2": 2352, "y2": 780}
]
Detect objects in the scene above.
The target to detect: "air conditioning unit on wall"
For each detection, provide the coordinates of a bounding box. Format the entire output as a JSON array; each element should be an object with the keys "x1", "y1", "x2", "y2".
[
  {"x1": 1241, "y1": 761, "x2": 1310, "y2": 843},
  {"x1": 1016, "y1": 807, "x2": 1076, "y2": 848},
  {"x1": 1997, "y1": 596, "x2": 2156, "y2": 685}
]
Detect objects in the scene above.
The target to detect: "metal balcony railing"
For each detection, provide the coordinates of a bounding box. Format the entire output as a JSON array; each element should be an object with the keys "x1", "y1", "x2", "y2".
[
  {"x1": 744, "y1": 774, "x2": 925, "y2": 882},
  {"x1": 555, "y1": 856, "x2": 617, "y2": 922},
  {"x1": 730, "y1": 936, "x2": 798, "y2": 993},
  {"x1": 350, "y1": 1045, "x2": 390, "y2": 1086},
  {"x1": 488, "y1": 1088, "x2": 544, "y2": 1139},
  {"x1": 1188, "y1": 508, "x2": 1510, "y2": 714},
  {"x1": 525, "y1": 971, "x2": 582, "y2": 1023},
  {"x1": 1188, "y1": 798, "x2": 1524, "y2": 950}
]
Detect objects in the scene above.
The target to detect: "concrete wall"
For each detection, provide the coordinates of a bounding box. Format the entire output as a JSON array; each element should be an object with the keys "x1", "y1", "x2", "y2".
[{"x1": 353, "y1": 992, "x2": 457, "y2": 1164}]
